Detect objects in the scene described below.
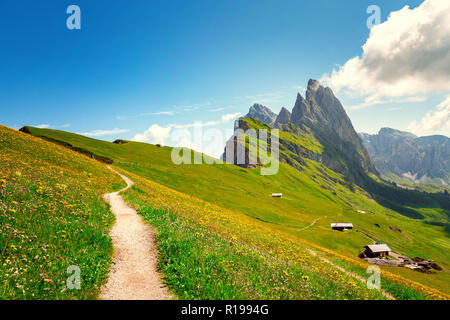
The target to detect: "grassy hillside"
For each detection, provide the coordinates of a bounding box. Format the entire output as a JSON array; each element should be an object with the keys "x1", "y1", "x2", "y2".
[
  {"x1": 0, "y1": 125, "x2": 125, "y2": 299},
  {"x1": 22, "y1": 125, "x2": 450, "y2": 298}
]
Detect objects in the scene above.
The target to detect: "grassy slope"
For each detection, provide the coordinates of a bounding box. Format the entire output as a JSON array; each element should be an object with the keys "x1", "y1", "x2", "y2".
[
  {"x1": 381, "y1": 171, "x2": 450, "y2": 194},
  {"x1": 121, "y1": 169, "x2": 390, "y2": 299},
  {"x1": 0, "y1": 125, "x2": 125, "y2": 299},
  {"x1": 23, "y1": 126, "x2": 450, "y2": 297}
]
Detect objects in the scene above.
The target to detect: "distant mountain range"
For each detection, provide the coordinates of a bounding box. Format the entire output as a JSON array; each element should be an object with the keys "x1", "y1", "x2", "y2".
[
  {"x1": 228, "y1": 79, "x2": 378, "y2": 187},
  {"x1": 231, "y1": 80, "x2": 449, "y2": 187},
  {"x1": 242, "y1": 103, "x2": 278, "y2": 127},
  {"x1": 360, "y1": 129, "x2": 450, "y2": 186}
]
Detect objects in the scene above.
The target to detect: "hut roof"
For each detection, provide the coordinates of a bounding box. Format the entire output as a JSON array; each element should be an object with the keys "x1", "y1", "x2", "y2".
[
  {"x1": 331, "y1": 223, "x2": 353, "y2": 228},
  {"x1": 366, "y1": 244, "x2": 391, "y2": 253}
]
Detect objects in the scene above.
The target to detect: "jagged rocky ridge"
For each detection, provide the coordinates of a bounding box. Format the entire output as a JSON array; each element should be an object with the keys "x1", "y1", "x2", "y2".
[
  {"x1": 241, "y1": 103, "x2": 278, "y2": 126},
  {"x1": 360, "y1": 128, "x2": 450, "y2": 185},
  {"x1": 224, "y1": 79, "x2": 378, "y2": 187}
]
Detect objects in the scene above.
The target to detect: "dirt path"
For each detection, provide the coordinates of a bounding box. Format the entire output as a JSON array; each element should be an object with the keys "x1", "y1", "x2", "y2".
[
  {"x1": 99, "y1": 166, "x2": 173, "y2": 300},
  {"x1": 298, "y1": 217, "x2": 322, "y2": 231},
  {"x1": 306, "y1": 249, "x2": 395, "y2": 300}
]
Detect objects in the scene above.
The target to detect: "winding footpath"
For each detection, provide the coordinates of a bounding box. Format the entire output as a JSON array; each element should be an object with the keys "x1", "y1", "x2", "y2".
[
  {"x1": 298, "y1": 217, "x2": 323, "y2": 231},
  {"x1": 306, "y1": 249, "x2": 395, "y2": 300},
  {"x1": 100, "y1": 166, "x2": 172, "y2": 300}
]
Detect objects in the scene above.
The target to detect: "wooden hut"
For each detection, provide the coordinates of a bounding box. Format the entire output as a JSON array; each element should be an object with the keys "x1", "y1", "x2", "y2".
[
  {"x1": 272, "y1": 193, "x2": 283, "y2": 198},
  {"x1": 364, "y1": 244, "x2": 391, "y2": 258},
  {"x1": 331, "y1": 223, "x2": 353, "y2": 231}
]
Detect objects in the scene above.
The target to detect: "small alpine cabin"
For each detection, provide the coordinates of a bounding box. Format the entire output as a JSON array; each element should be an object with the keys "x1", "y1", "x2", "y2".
[
  {"x1": 331, "y1": 223, "x2": 353, "y2": 231},
  {"x1": 364, "y1": 244, "x2": 391, "y2": 258},
  {"x1": 272, "y1": 193, "x2": 283, "y2": 198}
]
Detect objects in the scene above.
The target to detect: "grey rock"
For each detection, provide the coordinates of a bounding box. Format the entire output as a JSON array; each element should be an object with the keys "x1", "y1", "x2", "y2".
[
  {"x1": 360, "y1": 128, "x2": 450, "y2": 185},
  {"x1": 275, "y1": 107, "x2": 291, "y2": 126},
  {"x1": 223, "y1": 79, "x2": 379, "y2": 187},
  {"x1": 241, "y1": 103, "x2": 277, "y2": 126},
  {"x1": 289, "y1": 79, "x2": 378, "y2": 185}
]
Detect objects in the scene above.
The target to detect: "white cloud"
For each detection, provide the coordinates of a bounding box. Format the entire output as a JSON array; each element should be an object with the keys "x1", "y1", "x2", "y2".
[
  {"x1": 221, "y1": 112, "x2": 242, "y2": 122},
  {"x1": 170, "y1": 128, "x2": 199, "y2": 150},
  {"x1": 408, "y1": 95, "x2": 450, "y2": 135},
  {"x1": 242, "y1": 91, "x2": 288, "y2": 104},
  {"x1": 132, "y1": 112, "x2": 240, "y2": 156},
  {"x1": 132, "y1": 119, "x2": 228, "y2": 146},
  {"x1": 350, "y1": 96, "x2": 426, "y2": 110},
  {"x1": 140, "y1": 111, "x2": 175, "y2": 116},
  {"x1": 77, "y1": 128, "x2": 130, "y2": 137},
  {"x1": 132, "y1": 124, "x2": 172, "y2": 145},
  {"x1": 176, "y1": 101, "x2": 213, "y2": 112},
  {"x1": 322, "y1": 0, "x2": 450, "y2": 103},
  {"x1": 209, "y1": 107, "x2": 227, "y2": 112},
  {"x1": 173, "y1": 121, "x2": 221, "y2": 129},
  {"x1": 132, "y1": 123, "x2": 225, "y2": 155},
  {"x1": 153, "y1": 111, "x2": 174, "y2": 116},
  {"x1": 34, "y1": 124, "x2": 71, "y2": 129},
  {"x1": 117, "y1": 111, "x2": 175, "y2": 120}
]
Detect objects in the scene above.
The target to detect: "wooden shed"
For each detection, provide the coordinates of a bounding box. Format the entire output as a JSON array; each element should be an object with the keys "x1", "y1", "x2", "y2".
[
  {"x1": 364, "y1": 244, "x2": 391, "y2": 258},
  {"x1": 331, "y1": 223, "x2": 353, "y2": 231},
  {"x1": 272, "y1": 193, "x2": 283, "y2": 198}
]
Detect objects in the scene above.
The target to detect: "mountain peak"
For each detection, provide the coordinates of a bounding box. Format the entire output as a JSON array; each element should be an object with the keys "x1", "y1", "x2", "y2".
[
  {"x1": 291, "y1": 93, "x2": 311, "y2": 123},
  {"x1": 296, "y1": 92, "x2": 305, "y2": 100},
  {"x1": 242, "y1": 103, "x2": 277, "y2": 126},
  {"x1": 233, "y1": 79, "x2": 378, "y2": 185},
  {"x1": 250, "y1": 103, "x2": 267, "y2": 112},
  {"x1": 275, "y1": 107, "x2": 291, "y2": 125},
  {"x1": 307, "y1": 79, "x2": 322, "y2": 92},
  {"x1": 378, "y1": 127, "x2": 417, "y2": 139},
  {"x1": 292, "y1": 79, "x2": 378, "y2": 182}
]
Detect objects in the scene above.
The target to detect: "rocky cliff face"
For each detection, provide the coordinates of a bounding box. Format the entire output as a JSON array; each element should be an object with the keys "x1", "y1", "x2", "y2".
[
  {"x1": 360, "y1": 128, "x2": 450, "y2": 185},
  {"x1": 275, "y1": 107, "x2": 291, "y2": 126},
  {"x1": 289, "y1": 80, "x2": 378, "y2": 184},
  {"x1": 224, "y1": 79, "x2": 378, "y2": 186},
  {"x1": 241, "y1": 104, "x2": 278, "y2": 126}
]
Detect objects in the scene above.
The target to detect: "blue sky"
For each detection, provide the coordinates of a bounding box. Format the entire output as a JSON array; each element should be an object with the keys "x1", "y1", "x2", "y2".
[{"x1": 1, "y1": 0, "x2": 448, "y2": 157}]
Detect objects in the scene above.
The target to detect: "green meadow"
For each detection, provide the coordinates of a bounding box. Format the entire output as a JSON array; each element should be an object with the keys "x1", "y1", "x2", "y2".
[
  {"x1": 0, "y1": 125, "x2": 125, "y2": 299},
  {"x1": 22, "y1": 125, "x2": 450, "y2": 297}
]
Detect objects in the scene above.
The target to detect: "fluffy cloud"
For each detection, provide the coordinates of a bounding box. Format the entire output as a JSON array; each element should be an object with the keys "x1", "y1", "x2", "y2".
[
  {"x1": 173, "y1": 121, "x2": 221, "y2": 129},
  {"x1": 132, "y1": 111, "x2": 242, "y2": 157},
  {"x1": 221, "y1": 112, "x2": 242, "y2": 122},
  {"x1": 132, "y1": 124, "x2": 172, "y2": 145},
  {"x1": 77, "y1": 128, "x2": 129, "y2": 137},
  {"x1": 322, "y1": 0, "x2": 450, "y2": 104},
  {"x1": 151, "y1": 111, "x2": 175, "y2": 116},
  {"x1": 243, "y1": 91, "x2": 288, "y2": 104},
  {"x1": 132, "y1": 123, "x2": 231, "y2": 157},
  {"x1": 351, "y1": 96, "x2": 426, "y2": 110},
  {"x1": 35, "y1": 124, "x2": 71, "y2": 129},
  {"x1": 133, "y1": 111, "x2": 243, "y2": 146},
  {"x1": 408, "y1": 96, "x2": 450, "y2": 135},
  {"x1": 117, "y1": 111, "x2": 175, "y2": 120}
]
